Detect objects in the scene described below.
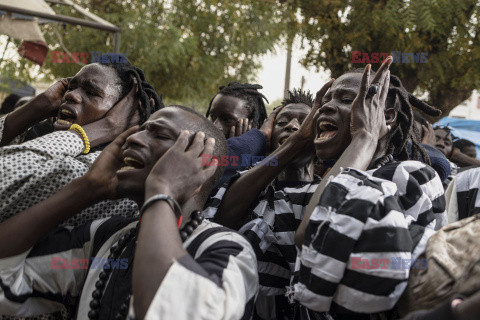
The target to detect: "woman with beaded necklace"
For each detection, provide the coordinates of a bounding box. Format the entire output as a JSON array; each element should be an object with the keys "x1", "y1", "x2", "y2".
[{"x1": 0, "y1": 106, "x2": 258, "y2": 320}]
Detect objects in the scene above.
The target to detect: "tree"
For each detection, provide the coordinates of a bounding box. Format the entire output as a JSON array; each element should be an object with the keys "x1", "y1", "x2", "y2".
[
  {"x1": 1, "y1": 0, "x2": 291, "y2": 111},
  {"x1": 291, "y1": 0, "x2": 480, "y2": 119}
]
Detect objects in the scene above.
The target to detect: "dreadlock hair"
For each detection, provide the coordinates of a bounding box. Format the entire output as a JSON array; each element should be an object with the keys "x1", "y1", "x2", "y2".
[
  {"x1": 347, "y1": 68, "x2": 441, "y2": 166},
  {"x1": 99, "y1": 58, "x2": 164, "y2": 124},
  {"x1": 206, "y1": 82, "x2": 269, "y2": 128},
  {"x1": 280, "y1": 88, "x2": 314, "y2": 108},
  {"x1": 453, "y1": 138, "x2": 475, "y2": 151}
]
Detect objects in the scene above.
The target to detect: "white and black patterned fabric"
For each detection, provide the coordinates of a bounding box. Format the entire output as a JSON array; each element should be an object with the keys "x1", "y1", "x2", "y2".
[
  {"x1": 0, "y1": 115, "x2": 138, "y2": 226},
  {"x1": 291, "y1": 161, "x2": 446, "y2": 316},
  {"x1": 0, "y1": 215, "x2": 258, "y2": 320},
  {"x1": 455, "y1": 167, "x2": 480, "y2": 220}
]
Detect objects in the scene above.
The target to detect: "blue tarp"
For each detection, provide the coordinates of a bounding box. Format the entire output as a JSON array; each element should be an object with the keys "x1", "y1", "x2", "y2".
[{"x1": 435, "y1": 117, "x2": 480, "y2": 157}]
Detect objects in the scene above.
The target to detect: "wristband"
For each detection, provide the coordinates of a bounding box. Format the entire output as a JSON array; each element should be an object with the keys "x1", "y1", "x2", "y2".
[
  {"x1": 69, "y1": 124, "x2": 90, "y2": 154},
  {"x1": 140, "y1": 194, "x2": 183, "y2": 227}
]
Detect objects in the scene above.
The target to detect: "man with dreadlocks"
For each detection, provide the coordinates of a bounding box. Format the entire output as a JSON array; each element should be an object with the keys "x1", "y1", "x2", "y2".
[
  {"x1": 0, "y1": 60, "x2": 163, "y2": 228},
  {"x1": 206, "y1": 82, "x2": 271, "y2": 188},
  {"x1": 205, "y1": 88, "x2": 319, "y2": 319},
  {"x1": 206, "y1": 82, "x2": 268, "y2": 138},
  {"x1": 208, "y1": 57, "x2": 447, "y2": 319}
]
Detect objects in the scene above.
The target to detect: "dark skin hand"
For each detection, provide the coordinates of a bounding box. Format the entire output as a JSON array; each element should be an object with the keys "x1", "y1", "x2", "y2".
[
  {"x1": 295, "y1": 57, "x2": 395, "y2": 248},
  {"x1": 421, "y1": 123, "x2": 437, "y2": 146},
  {"x1": 259, "y1": 106, "x2": 283, "y2": 152},
  {"x1": 209, "y1": 94, "x2": 251, "y2": 138},
  {"x1": 271, "y1": 103, "x2": 314, "y2": 182},
  {"x1": 213, "y1": 80, "x2": 335, "y2": 230},
  {"x1": 0, "y1": 78, "x2": 70, "y2": 146},
  {"x1": 0, "y1": 127, "x2": 137, "y2": 259},
  {"x1": 133, "y1": 131, "x2": 217, "y2": 319}
]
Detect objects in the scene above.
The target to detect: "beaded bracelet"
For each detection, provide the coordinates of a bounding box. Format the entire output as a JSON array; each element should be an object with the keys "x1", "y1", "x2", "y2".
[
  {"x1": 140, "y1": 194, "x2": 183, "y2": 228},
  {"x1": 69, "y1": 124, "x2": 90, "y2": 154}
]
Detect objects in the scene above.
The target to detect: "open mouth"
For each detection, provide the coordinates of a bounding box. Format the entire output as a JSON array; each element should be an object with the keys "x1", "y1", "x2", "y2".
[
  {"x1": 57, "y1": 107, "x2": 77, "y2": 125},
  {"x1": 118, "y1": 156, "x2": 145, "y2": 172},
  {"x1": 279, "y1": 136, "x2": 289, "y2": 145},
  {"x1": 316, "y1": 120, "x2": 338, "y2": 142}
]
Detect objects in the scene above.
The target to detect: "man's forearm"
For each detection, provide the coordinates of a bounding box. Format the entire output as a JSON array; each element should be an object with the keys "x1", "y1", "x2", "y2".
[
  {"x1": 214, "y1": 138, "x2": 308, "y2": 229},
  {"x1": 295, "y1": 134, "x2": 378, "y2": 247},
  {"x1": 1, "y1": 95, "x2": 51, "y2": 146},
  {"x1": 133, "y1": 200, "x2": 186, "y2": 320},
  {"x1": 451, "y1": 150, "x2": 480, "y2": 167},
  {"x1": 0, "y1": 177, "x2": 101, "y2": 258}
]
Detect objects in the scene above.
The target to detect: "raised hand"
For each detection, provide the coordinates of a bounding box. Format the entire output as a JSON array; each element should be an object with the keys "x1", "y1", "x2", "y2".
[
  {"x1": 350, "y1": 57, "x2": 392, "y2": 142},
  {"x1": 229, "y1": 118, "x2": 251, "y2": 138},
  {"x1": 145, "y1": 131, "x2": 218, "y2": 205},
  {"x1": 84, "y1": 126, "x2": 139, "y2": 200},
  {"x1": 41, "y1": 78, "x2": 71, "y2": 117},
  {"x1": 422, "y1": 122, "x2": 436, "y2": 146},
  {"x1": 293, "y1": 79, "x2": 335, "y2": 145},
  {"x1": 260, "y1": 107, "x2": 283, "y2": 151}
]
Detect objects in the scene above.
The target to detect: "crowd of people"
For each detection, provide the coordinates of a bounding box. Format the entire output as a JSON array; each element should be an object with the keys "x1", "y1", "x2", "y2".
[{"x1": 0, "y1": 56, "x2": 478, "y2": 320}]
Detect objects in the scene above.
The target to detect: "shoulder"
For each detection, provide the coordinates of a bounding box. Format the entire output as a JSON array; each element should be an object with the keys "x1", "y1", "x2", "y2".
[{"x1": 185, "y1": 220, "x2": 255, "y2": 259}]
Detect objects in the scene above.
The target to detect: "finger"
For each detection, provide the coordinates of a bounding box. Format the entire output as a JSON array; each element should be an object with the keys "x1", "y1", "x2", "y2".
[
  {"x1": 358, "y1": 64, "x2": 371, "y2": 100},
  {"x1": 236, "y1": 119, "x2": 243, "y2": 136},
  {"x1": 172, "y1": 130, "x2": 190, "y2": 152},
  {"x1": 106, "y1": 126, "x2": 139, "y2": 159},
  {"x1": 187, "y1": 131, "x2": 206, "y2": 156},
  {"x1": 201, "y1": 137, "x2": 216, "y2": 162},
  {"x1": 201, "y1": 161, "x2": 218, "y2": 182},
  {"x1": 229, "y1": 126, "x2": 235, "y2": 138},
  {"x1": 243, "y1": 118, "x2": 249, "y2": 134},
  {"x1": 378, "y1": 70, "x2": 390, "y2": 108},
  {"x1": 313, "y1": 78, "x2": 335, "y2": 111},
  {"x1": 248, "y1": 124, "x2": 252, "y2": 131},
  {"x1": 422, "y1": 124, "x2": 428, "y2": 135},
  {"x1": 370, "y1": 56, "x2": 392, "y2": 85}
]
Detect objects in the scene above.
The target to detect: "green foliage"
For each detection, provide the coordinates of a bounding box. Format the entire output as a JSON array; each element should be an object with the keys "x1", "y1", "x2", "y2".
[
  {"x1": 1, "y1": 0, "x2": 290, "y2": 110},
  {"x1": 291, "y1": 0, "x2": 480, "y2": 117}
]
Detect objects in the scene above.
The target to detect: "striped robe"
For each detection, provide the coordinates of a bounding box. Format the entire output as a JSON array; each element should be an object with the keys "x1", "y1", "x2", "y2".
[
  {"x1": 292, "y1": 161, "x2": 446, "y2": 316},
  {"x1": 0, "y1": 216, "x2": 258, "y2": 320}
]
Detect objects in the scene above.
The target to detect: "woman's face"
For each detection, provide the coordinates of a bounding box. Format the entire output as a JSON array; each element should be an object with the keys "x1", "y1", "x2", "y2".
[
  {"x1": 54, "y1": 64, "x2": 122, "y2": 129},
  {"x1": 434, "y1": 128, "x2": 453, "y2": 157}
]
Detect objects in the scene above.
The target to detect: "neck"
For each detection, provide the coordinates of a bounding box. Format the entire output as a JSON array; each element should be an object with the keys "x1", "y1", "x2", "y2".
[
  {"x1": 369, "y1": 136, "x2": 391, "y2": 169},
  {"x1": 278, "y1": 162, "x2": 314, "y2": 182}
]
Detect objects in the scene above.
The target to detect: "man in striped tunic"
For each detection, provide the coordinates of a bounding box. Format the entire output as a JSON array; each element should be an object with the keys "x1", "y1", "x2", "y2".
[
  {"x1": 0, "y1": 106, "x2": 258, "y2": 319},
  {"x1": 209, "y1": 58, "x2": 446, "y2": 319}
]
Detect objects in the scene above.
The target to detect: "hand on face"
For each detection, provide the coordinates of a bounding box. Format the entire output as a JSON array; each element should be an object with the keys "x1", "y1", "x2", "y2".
[
  {"x1": 421, "y1": 123, "x2": 437, "y2": 146},
  {"x1": 228, "y1": 118, "x2": 251, "y2": 138},
  {"x1": 145, "y1": 131, "x2": 217, "y2": 205},
  {"x1": 42, "y1": 78, "x2": 71, "y2": 117},
  {"x1": 62, "y1": 81, "x2": 141, "y2": 148},
  {"x1": 349, "y1": 57, "x2": 392, "y2": 142},
  {"x1": 260, "y1": 106, "x2": 283, "y2": 151},
  {"x1": 293, "y1": 79, "x2": 335, "y2": 146},
  {"x1": 83, "y1": 126, "x2": 139, "y2": 200}
]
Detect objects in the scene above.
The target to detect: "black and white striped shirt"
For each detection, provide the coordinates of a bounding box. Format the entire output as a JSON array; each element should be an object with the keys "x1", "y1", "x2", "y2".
[
  {"x1": 292, "y1": 161, "x2": 446, "y2": 315},
  {"x1": 0, "y1": 215, "x2": 258, "y2": 319}
]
